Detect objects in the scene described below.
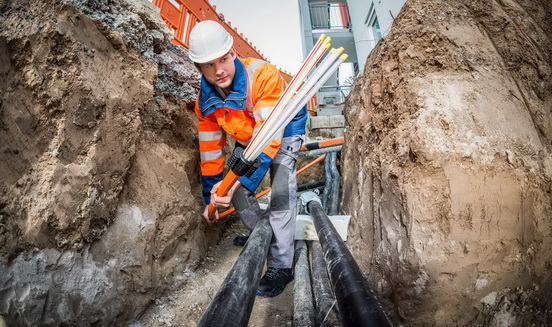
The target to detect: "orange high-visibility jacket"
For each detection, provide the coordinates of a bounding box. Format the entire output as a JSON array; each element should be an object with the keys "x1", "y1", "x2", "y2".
[{"x1": 196, "y1": 57, "x2": 305, "y2": 204}]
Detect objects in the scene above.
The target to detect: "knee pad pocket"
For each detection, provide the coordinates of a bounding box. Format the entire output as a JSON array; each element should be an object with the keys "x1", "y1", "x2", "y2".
[{"x1": 270, "y1": 164, "x2": 291, "y2": 211}]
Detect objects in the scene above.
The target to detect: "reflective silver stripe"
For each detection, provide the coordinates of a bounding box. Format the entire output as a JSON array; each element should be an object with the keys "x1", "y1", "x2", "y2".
[
  {"x1": 273, "y1": 130, "x2": 284, "y2": 143},
  {"x1": 200, "y1": 149, "x2": 224, "y2": 161},
  {"x1": 246, "y1": 59, "x2": 265, "y2": 78},
  {"x1": 246, "y1": 60, "x2": 266, "y2": 114},
  {"x1": 253, "y1": 106, "x2": 273, "y2": 121},
  {"x1": 199, "y1": 130, "x2": 223, "y2": 142},
  {"x1": 237, "y1": 139, "x2": 250, "y2": 146}
]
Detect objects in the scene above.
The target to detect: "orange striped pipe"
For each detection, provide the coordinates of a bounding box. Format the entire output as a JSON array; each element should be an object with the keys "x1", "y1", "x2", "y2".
[{"x1": 300, "y1": 137, "x2": 344, "y2": 152}]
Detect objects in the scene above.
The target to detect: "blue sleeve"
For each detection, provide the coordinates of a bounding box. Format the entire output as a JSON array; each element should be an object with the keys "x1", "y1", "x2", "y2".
[
  {"x1": 202, "y1": 173, "x2": 223, "y2": 204},
  {"x1": 283, "y1": 104, "x2": 308, "y2": 137},
  {"x1": 238, "y1": 152, "x2": 272, "y2": 192}
]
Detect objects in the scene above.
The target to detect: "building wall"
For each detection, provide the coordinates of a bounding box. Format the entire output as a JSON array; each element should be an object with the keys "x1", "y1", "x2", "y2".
[
  {"x1": 347, "y1": 0, "x2": 407, "y2": 72},
  {"x1": 299, "y1": 0, "x2": 357, "y2": 94}
]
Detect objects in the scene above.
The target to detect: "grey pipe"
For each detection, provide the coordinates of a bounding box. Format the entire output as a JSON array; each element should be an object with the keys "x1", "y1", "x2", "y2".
[
  {"x1": 322, "y1": 154, "x2": 332, "y2": 211},
  {"x1": 311, "y1": 241, "x2": 342, "y2": 327},
  {"x1": 302, "y1": 145, "x2": 343, "y2": 157},
  {"x1": 197, "y1": 217, "x2": 272, "y2": 327},
  {"x1": 293, "y1": 240, "x2": 315, "y2": 327},
  {"x1": 302, "y1": 193, "x2": 394, "y2": 327},
  {"x1": 328, "y1": 152, "x2": 340, "y2": 216}
]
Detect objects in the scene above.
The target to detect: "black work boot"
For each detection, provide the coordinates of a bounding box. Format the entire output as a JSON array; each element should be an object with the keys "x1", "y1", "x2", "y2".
[{"x1": 256, "y1": 267, "x2": 294, "y2": 297}]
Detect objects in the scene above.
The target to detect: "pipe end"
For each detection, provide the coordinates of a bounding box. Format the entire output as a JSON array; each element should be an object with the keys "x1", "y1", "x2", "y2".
[{"x1": 300, "y1": 191, "x2": 322, "y2": 214}]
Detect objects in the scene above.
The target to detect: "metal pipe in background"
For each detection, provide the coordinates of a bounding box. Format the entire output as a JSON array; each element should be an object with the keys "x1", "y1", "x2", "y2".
[
  {"x1": 322, "y1": 154, "x2": 332, "y2": 211},
  {"x1": 293, "y1": 240, "x2": 315, "y2": 327},
  {"x1": 301, "y1": 137, "x2": 344, "y2": 152},
  {"x1": 311, "y1": 241, "x2": 342, "y2": 327},
  {"x1": 302, "y1": 145, "x2": 343, "y2": 157},
  {"x1": 197, "y1": 218, "x2": 273, "y2": 327},
  {"x1": 302, "y1": 193, "x2": 394, "y2": 327}
]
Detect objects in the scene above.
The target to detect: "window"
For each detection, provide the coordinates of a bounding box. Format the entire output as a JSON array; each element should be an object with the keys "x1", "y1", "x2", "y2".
[
  {"x1": 365, "y1": 3, "x2": 382, "y2": 47},
  {"x1": 309, "y1": 2, "x2": 351, "y2": 30},
  {"x1": 370, "y1": 16, "x2": 382, "y2": 40}
]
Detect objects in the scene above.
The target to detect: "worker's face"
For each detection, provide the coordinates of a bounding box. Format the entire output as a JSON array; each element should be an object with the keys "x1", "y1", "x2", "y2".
[{"x1": 197, "y1": 50, "x2": 236, "y2": 93}]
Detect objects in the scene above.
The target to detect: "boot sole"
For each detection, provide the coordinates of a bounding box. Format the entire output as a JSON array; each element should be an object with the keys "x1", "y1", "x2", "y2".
[
  {"x1": 255, "y1": 277, "x2": 294, "y2": 297},
  {"x1": 256, "y1": 287, "x2": 284, "y2": 297}
]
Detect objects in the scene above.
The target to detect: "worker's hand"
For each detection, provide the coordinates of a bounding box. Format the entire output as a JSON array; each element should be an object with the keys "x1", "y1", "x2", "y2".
[
  {"x1": 210, "y1": 181, "x2": 241, "y2": 208},
  {"x1": 203, "y1": 205, "x2": 219, "y2": 223}
]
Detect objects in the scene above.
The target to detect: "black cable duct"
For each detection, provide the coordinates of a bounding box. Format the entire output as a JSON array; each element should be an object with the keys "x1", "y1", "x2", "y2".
[
  {"x1": 311, "y1": 241, "x2": 342, "y2": 326},
  {"x1": 302, "y1": 193, "x2": 394, "y2": 327},
  {"x1": 293, "y1": 240, "x2": 315, "y2": 327},
  {"x1": 197, "y1": 218, "x2": 272, "y2": 327},
  {"x1": 298, "y1": 180, "x2": 325, "y2": 192}
]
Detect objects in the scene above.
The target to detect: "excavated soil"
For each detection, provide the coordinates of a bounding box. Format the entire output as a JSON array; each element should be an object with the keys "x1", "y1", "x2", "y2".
[
  {"x1": 1, "y1": 0, "x2": 551, "y2": 326},
  {"x1": 0, "y1": 1, "x2": 299, "y2": 325},
  {"x1": 342, "y1": 0, "x2": 552, "y2": 326},
  {"x1": 0, "y1": 0, "x2": 228, "y2": 325}
]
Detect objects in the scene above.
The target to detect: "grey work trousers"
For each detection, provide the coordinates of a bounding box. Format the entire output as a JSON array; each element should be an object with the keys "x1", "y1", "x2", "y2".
[{"x1": 231, "y1": 135, "x2": 304, "y2": 269}]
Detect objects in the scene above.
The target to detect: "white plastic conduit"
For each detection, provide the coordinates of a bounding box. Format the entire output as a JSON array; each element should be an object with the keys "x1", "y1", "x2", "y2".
[
  {"x1": 244, "y1": 35, "x2": 331, "y2": 159},
  {"x1": 247, "y1": 51, "x2": 348, "y2": 160}
]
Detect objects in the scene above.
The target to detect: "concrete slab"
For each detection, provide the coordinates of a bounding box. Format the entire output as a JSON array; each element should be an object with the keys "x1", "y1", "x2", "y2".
[
  {"x1": 316, "y1": 107, "x2": 343, "y2": 116},
  {"x1": 295, "y1": 215, "x2": 351, "y2": 241},
  {"x1": 308, "y1": 115, "x2": 345, "y2": 129}
]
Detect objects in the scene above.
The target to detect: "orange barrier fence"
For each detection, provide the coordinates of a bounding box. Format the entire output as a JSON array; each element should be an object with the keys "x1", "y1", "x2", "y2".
[
  {"x1": 152, "y1": 0, "x2": 259, "y2": 56},
  {"x1": 151, "y1": 0, "x2": 313, "y2": 102},
  {"x1": 151, "y1": 0, "x2": 293, "y2": 82},
  {"x1": 307, "y1": 96, "x2": 317, "y2": 116}
]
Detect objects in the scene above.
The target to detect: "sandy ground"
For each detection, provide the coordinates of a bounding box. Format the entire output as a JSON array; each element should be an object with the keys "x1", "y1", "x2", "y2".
[{"x1": 136, "y1": 220, "x2": 295, "y2": 327}]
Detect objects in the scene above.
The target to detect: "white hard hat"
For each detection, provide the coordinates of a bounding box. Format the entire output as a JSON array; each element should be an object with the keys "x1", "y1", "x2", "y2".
[{"x1": 188, "y1": 21, "x2": 234, "y2": 63}]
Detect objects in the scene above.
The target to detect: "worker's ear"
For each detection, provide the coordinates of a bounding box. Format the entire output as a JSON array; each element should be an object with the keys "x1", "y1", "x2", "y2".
[
  {"x1": 194, "y1": 62, "x2": 203, "y2": 74},
  {"x1": 229, "y1": 48, "x2": 236, "y2": 59}
]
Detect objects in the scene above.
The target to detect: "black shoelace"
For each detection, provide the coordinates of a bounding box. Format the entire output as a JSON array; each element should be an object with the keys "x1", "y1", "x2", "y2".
[{"x1": 265, "y1": 267, "x2": 280, "y2": 279}]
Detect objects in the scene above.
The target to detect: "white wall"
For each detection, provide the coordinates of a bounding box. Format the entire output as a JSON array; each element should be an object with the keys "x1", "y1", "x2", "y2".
[
  {"x1": 210, "y1": 0, "x2": 304, "y2": 73},
  {"x1": 347, "y1": 0, "x2": 407, "y2": 73}
]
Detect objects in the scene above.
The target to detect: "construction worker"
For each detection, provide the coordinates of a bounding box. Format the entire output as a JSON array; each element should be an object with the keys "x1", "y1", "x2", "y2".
[{"x1": 188, "y1": 20, "x2": 307, "y2": 297}]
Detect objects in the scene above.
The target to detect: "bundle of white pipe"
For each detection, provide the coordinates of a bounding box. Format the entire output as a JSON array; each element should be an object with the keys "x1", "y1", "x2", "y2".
[{"x1": 243, "y1": 37, "x2": 348, "y2": 162}]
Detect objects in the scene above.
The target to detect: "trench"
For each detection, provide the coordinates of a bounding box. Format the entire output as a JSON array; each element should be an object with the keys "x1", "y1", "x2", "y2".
[
  {"x1": 135, "y1": 141, "x2": 363, "y2": 327},
  {"x1": 1, "y1": 0, "x2": 551, "y2": 326}
]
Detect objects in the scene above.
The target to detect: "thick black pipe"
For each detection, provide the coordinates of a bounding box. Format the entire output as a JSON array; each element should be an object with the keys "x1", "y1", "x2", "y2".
[
  {"x1": 311, "y1": 241, "x2": 342, "y2": 327},
  {"x1": 307, "y1": 199, "x2": 394, "y2": 327},
  {"x1": 298, "y1": 180, "x2": 325, "y2": 192},
  {"x1": 293, "y1": 240, "x2": 315, "y2": 327},
  {"x1": 197, "y1": 218, "x2": 272, "y2": 327}
]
